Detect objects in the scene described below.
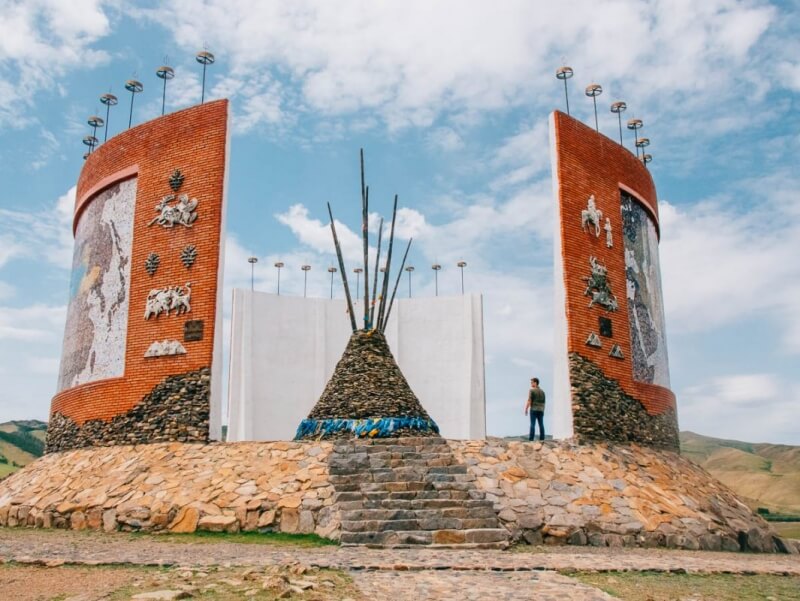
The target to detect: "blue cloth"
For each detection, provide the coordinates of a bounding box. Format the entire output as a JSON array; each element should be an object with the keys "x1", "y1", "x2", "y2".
[{"x1": 295, "y1": 416, "x2": 439, "y2": 440}]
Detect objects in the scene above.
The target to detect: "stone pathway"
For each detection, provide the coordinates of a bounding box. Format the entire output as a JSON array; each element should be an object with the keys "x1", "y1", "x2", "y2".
[
  {"x1": 1, "y1": 530, "x2": 799, "y2": 600},
  {"x1": 350, "y1": 570, "x2": 616, "y2": 600}
]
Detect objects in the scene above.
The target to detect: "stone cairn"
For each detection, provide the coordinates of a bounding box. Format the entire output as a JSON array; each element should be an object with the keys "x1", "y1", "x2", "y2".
[
  {"x1": 292, "y1": 151, "x2": 506, "y2": 546},
  {"x1": 295, "y1": 150, "x2": 439, "y2": 441}
]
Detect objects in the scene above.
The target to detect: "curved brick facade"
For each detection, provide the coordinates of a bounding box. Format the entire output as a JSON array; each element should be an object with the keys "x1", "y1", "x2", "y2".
[
  {"x1": 550, "y1": 111, "x2": 678, "y2": 449},
  {"x1": 46, "y1": 100, "x2": 229, "y2": 451}
]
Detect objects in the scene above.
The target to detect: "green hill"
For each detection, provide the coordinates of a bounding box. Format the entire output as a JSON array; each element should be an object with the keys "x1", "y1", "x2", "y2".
[
  {"x1": 0, "y1": 420, "x2": 47, "y2": 479},
  {"x1": 680, "y1": 431, "x2": 800, "y2": 515}
]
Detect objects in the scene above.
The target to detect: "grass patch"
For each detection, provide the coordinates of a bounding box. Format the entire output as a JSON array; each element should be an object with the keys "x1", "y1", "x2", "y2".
[
  {"x1": 569, "y1": 570, "x2": 800, "y2": 601},
  {"x1": 130, "y1": 530, "x2": 338, "y2": 547},
  {"x1": 772, "y1": 521, "x2": 800, "y2": 539}
]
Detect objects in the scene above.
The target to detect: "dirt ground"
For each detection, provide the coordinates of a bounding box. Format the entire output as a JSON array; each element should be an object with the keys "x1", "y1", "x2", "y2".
[{"x1": 0, "y1": 563, "x2": 362, "y2": 601}]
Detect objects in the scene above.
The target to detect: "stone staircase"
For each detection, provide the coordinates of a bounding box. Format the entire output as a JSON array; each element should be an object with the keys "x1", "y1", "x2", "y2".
[{"x1": 330, "y1": 437, "x2": 509, "y2": 548}]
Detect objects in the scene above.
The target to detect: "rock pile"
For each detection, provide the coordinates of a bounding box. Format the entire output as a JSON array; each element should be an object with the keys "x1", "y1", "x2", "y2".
[
  {"x1": 0, "y1": 441, "x2": 337, "y2": 538},
  {"x1": 569, "y1": 353, "x2": 679, "y2": 450},
  {"x1": 296, "y1": 330, "x2": 438, "y2": 439},
  {"x1": 1, "y1": 438, "x2": 794, "y2": 553},
  {"x1": 449, "y1": 439, "x2": 796, "y2": 553},
  {"x1": 46, "y1": 368, "x2": 211, "y2": 453}
]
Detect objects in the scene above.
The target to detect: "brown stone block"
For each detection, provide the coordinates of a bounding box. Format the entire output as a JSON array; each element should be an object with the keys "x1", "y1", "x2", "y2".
[
  {"x1": 168, "y1": 506, "x2": 199, "y2": 533},
  {"x1": 432, "y1": 530, "x2": 466, "y2": 544}
]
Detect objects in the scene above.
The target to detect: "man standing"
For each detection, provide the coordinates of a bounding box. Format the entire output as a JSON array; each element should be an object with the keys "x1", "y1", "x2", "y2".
[{"x1": 525, "y1": 377, "x2": 546, "y2": 441}]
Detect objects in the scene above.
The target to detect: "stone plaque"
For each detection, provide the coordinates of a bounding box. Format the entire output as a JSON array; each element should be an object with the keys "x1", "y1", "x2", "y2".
[
  {"x1": 184, "y1": 320, "x2": 204, "y2": 342},
  {"x1": 599, "y1": 316, "x2": 613, "y2": 338}
]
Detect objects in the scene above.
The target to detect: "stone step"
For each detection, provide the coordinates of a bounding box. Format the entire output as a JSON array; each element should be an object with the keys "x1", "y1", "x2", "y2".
[{"x1": 340, "y1": 528, "x2": 509, "y2": 547}]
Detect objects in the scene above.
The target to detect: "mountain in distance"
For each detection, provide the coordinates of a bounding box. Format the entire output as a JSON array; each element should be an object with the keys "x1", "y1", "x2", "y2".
[
  {"x1": 680, "y1": 431, "x2": 800, "y2": 515},
  {"x1": 0, "y1": 420, "x2": 47, "y2": 479}
]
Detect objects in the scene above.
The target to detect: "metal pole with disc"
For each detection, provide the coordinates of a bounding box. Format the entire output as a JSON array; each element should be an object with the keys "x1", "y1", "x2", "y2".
[
  {"x1": 610, "y1": 101, "x2": 627, "y2": 146},
  {"x1": 247, "y1": 257, "x2": 258, "y2": 291},
  {"x1": 457, "y1": 261, "x2": 467, "y2": 295},
  {"x1": 156, "y1": 64, "x2": 174, "y2": 115},
  {"x1": 585, "y1": 83, "x2": 603, "y2": 132},
  {"x1": 99, "y1": 93, "x2": 117, "y2": 142},
  {"x1": 125, "y1": 79, "x2": 143, "y2": 129},
  {"x1": 556, "y1": 66, "x2": 574, "y2": 115}
]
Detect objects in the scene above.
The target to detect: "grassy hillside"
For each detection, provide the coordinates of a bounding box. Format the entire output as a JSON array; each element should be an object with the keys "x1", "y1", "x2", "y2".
[
  {"x1": 681, "y1": 431, "x2": 800, "y2": 515},
  {"x1": 0, "y1": 420, "x2": 47, "y2": 479}
]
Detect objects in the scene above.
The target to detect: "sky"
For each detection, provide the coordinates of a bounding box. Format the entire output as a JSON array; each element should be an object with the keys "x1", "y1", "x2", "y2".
[{"x1": 0, "y1": 0, "x2": 798, "y2": 444}]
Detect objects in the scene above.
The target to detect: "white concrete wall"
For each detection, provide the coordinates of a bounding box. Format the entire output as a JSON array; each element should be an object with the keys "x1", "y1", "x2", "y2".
[
  {"x1": 550, "y1": 111, "x2": 574, "y2": 440},
  {"x1": 227, "y1": 290, "x2": 486, "y2": 441}
]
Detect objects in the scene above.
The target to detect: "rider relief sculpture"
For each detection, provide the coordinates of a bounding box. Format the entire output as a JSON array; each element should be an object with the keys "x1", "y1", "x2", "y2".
[{"x1": 581, "y1": 194, "x2": 603, "y2": 237}]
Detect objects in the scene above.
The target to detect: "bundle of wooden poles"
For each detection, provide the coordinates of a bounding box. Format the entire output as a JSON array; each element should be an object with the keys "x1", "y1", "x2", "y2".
[{"x1": 328, "y1": 149, "x2": 412, "y2": 333}]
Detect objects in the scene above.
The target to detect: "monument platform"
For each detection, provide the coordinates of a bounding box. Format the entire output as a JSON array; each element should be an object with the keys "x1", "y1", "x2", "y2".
[{"x1": 0, "y1": 438, "x2": 794, "y2": 553}]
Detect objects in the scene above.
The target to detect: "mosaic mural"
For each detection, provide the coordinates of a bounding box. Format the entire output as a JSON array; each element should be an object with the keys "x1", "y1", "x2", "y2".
[
  {"x1": 57, "y1": 178, "x2": 136, "y2": 391},
  {"x1": 620, "y1": 191, "x2": 670, "y2": 387}
]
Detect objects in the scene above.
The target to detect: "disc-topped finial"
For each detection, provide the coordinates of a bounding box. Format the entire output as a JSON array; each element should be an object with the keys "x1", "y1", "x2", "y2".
[
  {"x1": 156, "y1": 64, "x2": 175, "y2": 116},
  {"x1": 196, "y1": 50, "x2": 215, "y2": 104},
  {"x1": 124, "y1": 78, "x2": 143, "y2": 129},
  {"x1": 610, "y1": 101, "x2": 627, "y2": 146},
  {"x1": 99, "y1": 93, "x2": 117, "y2": 142},
  {"x1": 627, "y1": 118, "x2": 644, "y2": 157},
  {"x1": 556, "y1": 66, "x2": 574, "y2": 115},
  {"x1": 585, "y1": 83, "x2": 603, "y2": 132}
]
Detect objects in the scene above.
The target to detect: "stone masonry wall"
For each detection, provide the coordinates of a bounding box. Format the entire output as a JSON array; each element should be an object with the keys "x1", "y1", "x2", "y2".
[
  {"x1": 569, "y1": 353, "x2": 679, "y2": 450},
  {"x1": 0, "y1": 442, "x2": 338, "y2": 539},
  {"x1": 1, "y1": 440, "x2": 795, "y2": 553},
  {"x1": 46, "y1": 368, "x2": 211, "y2": 452},
  {"x1": 449, "y1": 439, "x2": 794, "y2": 553}
]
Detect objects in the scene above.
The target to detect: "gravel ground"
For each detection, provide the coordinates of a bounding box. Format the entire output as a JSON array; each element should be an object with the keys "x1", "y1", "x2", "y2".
[{"x1": 2, "y1": 529, "x2": 799, "y2": 601}]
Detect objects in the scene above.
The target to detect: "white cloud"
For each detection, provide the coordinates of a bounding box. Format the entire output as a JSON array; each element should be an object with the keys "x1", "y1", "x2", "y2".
[
  {"x1": 0, "y1": 304, "x2": 66, "y2": 342},
  {"x1": 426, "y1": 127, "x2": 464, "y2": 152},
  {"x1": 0, "y1": 186, "x2": 75, "y2": 270},
  {"x1": 0, "y1": 0, "x2": 112, "y2": 127},
  {"x1": 679, "y1": 373, "x2": 797, "y2": 444},
  {"x1": 137, "y1": 0, "x2": 779, "y2": 142},
  {"x1": 659, "y1": 176, "x2": 800, "y2": 353}
]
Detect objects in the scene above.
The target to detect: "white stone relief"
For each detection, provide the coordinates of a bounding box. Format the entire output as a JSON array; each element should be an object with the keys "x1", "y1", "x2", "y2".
[
  {"x1": 581, "y1": 194, "x2": 603, "y2": 237},
  {"x1": 586, "y1": 332, "x2": 602, "y2": 348},
  {"x1": 148, "y1": 193, "x2": 198, "y2": 228},
  {"x1": 605, "y1": 218, "x2": 613, "y2": 248},
  {"x1": 144, "y1": 283, "x2": 192, "y2": 320},
  {"x1": 144, "y1": 340, "x2": 187, "y2": 357}
]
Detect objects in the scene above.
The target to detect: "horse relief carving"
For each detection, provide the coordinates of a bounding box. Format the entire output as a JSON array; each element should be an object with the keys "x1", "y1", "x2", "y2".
[
  {"x1": 144, "y1": 283, "x2": 192, "y2": 320},
  {"x1": 581, "y1": 194, "x2": 603, "y2": 237},
  {"x1": 148, "y1": 193, "x2": 198, "y2": 228},
  {"x1": 583, "y1": 256, "x2": 618, "y2": 312}
]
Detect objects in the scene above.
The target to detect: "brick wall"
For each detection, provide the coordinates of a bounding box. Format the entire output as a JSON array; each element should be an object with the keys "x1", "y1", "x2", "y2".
[
  {"x1": 552, "y1": 110, "x2": 677, "y2": 420},
  {"x1": 49, "y1": 100, "x2": 228, "y2": 428}
]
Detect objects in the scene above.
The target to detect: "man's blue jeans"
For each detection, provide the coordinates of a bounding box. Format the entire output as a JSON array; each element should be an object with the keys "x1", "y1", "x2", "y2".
[{"x1": 529, "y1": 410, "x2": 544, "y2": 441}]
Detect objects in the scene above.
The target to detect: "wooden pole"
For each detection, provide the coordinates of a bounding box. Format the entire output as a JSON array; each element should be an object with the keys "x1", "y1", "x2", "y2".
[
  {"x1": 376, "y1": 194, "x2": 398, "y2": 331},
  {"x1": 361, "y1": 149, "x2": 369, "y2": 330},
  {"x1": 382, "y1": 237, "x2": 412, "y2": 333},
  {"x1": 369, "y1": 217, "x2": 384, "y2": 329},
  {"x1": 327, "y1": 203, "x2": 357, "y2": 331}
]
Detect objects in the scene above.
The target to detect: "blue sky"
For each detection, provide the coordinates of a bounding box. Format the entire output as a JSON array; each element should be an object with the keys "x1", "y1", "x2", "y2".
[{"x1": 0, "y1": 0, "x2": 798, "y2": 444}]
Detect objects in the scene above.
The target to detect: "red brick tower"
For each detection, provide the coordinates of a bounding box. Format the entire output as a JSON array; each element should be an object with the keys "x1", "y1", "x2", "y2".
[
  {"x1": 46, "y1": 100, "x2": 229, "y2": 452},
  {"x1": 550, "y1": 110, "x2": 678, "y2": 449}
]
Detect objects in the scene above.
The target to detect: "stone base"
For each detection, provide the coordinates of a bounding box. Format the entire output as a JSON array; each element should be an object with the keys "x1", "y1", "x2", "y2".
[
  {"x1": 46, "y1": 368, "x2": 211, "y2": 453},
  {"x1": 0, "y1": 438, "x2": 795, "y2": 553}
]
